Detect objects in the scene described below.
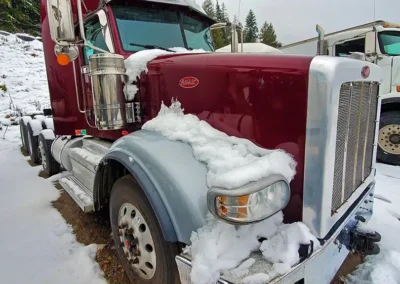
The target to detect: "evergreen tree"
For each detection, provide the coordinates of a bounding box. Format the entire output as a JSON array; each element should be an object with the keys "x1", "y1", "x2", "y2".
[
  {"x1": 215, "y1": 1, "x2": 224, "y2": 22},
  {"x1": 202, "y1": 0, "x2": 215, "y2": 19},
  {"x1": 0, "y1": 0, "x2": 40, "y2": 36},
  {"x1": 244, "y1": 9, "x2": 258, "y2": 43},
  {"x1": 259, "y1": 21, "x2": 282, "y2": 48},
  {"x1": 221, "y1": 3, "x2": 229, "y2": 23}
]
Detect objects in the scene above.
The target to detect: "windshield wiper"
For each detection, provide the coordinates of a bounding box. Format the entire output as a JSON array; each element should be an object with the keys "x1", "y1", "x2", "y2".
[{"x1": 129, "y1": 43, "x2": 175, "y2": 52}]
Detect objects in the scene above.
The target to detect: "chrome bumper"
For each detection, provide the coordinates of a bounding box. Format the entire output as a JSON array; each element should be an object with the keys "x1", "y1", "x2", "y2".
[{"x1": 176, "y1": 183, "x2": 375, "y2": 284}]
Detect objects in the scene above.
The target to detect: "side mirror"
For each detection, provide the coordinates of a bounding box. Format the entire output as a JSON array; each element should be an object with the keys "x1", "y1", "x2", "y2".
[{"x1": 47, "y1": 0, "x2": 75, "y2": 42}]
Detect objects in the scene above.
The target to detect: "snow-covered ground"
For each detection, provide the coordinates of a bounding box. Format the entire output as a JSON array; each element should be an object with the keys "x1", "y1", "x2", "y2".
[
  {"x1": 1, "y1": 31, "x2": 400, "y2": 284},
  {"x1": 346, "y1": 164, "x2": 400, "y2": 284},
  {"x1": 0, "y1": 33, "x2": 106, "y2": 284}
]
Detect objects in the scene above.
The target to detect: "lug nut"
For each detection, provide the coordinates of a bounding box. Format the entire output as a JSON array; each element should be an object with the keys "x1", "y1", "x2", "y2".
[{"x1": 127, "y1": 228, "x2": 134, "y2": 234}]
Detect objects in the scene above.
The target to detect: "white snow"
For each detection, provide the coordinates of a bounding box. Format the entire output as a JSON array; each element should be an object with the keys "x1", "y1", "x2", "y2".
[
  {"x1": 143, "y1": 100, "x2": 296, "y2": 189},
  {"x1": 0, "y1": 33, "x2": 105, "y2": 284},
  {"x1": 69, "y1": 148, "x2": 102, "y2": 166},
  {"x1": 48, "y1": 171, "x2": 73, "y2": 182},
  {"x1": 241, "y1": 273, "x2": 270, "y2": 284},
  {"x1": 0, "y1": 118, "x2": 11, "y2": 126},
  {"x1": 60, "y1": 177, "x2": 92, "y2": 205},
  {"x1": 28, "y1": 119, "x2": 43, "y2": 136},
  {"x1": 0, "y1": 33, "x2": 50, "y2": 119},
  {"x1": 124, "y1": 48, "x2": 205, "y2": 101},
  {"x1": 346, "y1": 164, "x2": 400, "y2": 284},
  {"x1": 185, "y1": 210, "x2": 320, "y2": 284},
  {"x1": 40, "y1": 128, "x2": 55, "y2": 140},
  {"x1": 44, "y1": 117, "x2": 54, "y2": 130},
  {"x1": 0, "y1": 130, "x2": 106, "y2": 284},
  {"x1": 21, "y1": 115, "x2": 32, "y2": 124},
  {"x1": 34, "y1": 114, "x2": 46, "y2": 121}
]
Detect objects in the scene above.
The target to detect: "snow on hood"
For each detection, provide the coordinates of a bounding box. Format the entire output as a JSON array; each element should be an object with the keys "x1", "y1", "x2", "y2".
[
  {"x1": 142, "y1": 99, "x2": 296, "y2": 189},
  {"x1": 124, "y1": 47, "x2": 205, "y2": 101}
]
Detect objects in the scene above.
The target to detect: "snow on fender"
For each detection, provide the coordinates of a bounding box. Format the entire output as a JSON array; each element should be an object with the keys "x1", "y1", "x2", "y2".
[{"x1": 142, "y1": 100, "x2": 319, "y2": 284}]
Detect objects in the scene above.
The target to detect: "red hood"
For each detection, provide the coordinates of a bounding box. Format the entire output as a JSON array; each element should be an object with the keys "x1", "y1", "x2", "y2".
[{"x1": 140, "y1": 52, "x2": 314, "y2": 223}]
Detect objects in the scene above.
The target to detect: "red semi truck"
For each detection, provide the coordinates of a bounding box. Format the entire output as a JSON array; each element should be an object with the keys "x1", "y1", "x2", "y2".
[{"x1": 19, "y1": 0, "x2": 382, "y2": 283}]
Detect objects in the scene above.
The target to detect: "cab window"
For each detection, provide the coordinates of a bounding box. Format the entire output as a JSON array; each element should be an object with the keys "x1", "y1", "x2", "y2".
[
  {"x1": 83, "y1": 17, "x2": 110, "y2": 64},
  {"x1": 335, "y1": 38, "x2": 365, "y2": 57}
]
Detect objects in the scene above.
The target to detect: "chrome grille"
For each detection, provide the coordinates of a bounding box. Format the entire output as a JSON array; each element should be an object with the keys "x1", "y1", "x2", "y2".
[{"x1": 331, "y1": 82, "x2": 379, "y2": 213}]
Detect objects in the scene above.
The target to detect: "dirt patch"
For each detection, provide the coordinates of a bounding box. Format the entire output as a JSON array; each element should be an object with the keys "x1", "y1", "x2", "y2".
[
  {"x1": 52, "y1": 190, "x2": 130, "y2": 284},
  {"x1": 20, "y1": 146, "x2": 29, "y2": 157},
  {"x1": 332, "y1": 253, "x2": 363, "y2": 283}
]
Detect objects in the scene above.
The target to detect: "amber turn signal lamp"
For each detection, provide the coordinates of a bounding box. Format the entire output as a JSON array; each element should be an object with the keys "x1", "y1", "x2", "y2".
[
  {"x1": 57, "y1": 53, "x2": 70, "y2": 66},
  {"x1": 397, "y1": 86, "x2": 400, "y2": 92}
]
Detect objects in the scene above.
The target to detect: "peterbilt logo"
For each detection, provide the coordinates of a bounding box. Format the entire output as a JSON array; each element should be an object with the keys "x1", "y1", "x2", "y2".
[
  {"x1": 179, "y1": 77, "x2": 199, "y2": 88},
  {"x1": 361, "y1": 66, "x2": 370, "y2": 79}
]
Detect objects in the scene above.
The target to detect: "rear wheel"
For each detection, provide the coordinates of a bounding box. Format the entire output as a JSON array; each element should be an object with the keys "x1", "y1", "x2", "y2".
[
  {"x1": 110, "y1": 175, "x2": 180, "y2": 284},
  {"x1": 20, "y1": 119, "x2": 30, "y2": 154},
  {"x1": 27, "y1": 123, "x2": 40, "y2": 163},
  {"x1": 38, "y1": 133, "x2": 60, "y2": 176},
  {"x1": 377, "y1": 111, "x2": 400, "y2": 166}
]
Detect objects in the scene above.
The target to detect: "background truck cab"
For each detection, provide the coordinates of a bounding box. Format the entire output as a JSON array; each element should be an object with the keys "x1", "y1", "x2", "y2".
[{"x1": 280, "y1": 21, "x2": 400, "y2": 166}]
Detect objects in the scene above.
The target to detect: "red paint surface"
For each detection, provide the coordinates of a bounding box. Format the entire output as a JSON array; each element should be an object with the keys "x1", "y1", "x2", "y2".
[{"x1": 41, "y1": 1, "x2": 314, "y2": 222}]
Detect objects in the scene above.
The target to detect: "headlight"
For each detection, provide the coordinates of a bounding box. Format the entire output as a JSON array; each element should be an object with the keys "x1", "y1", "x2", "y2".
[{"x1": 207, "y1": 174, "x2": 290, "y2": 224}]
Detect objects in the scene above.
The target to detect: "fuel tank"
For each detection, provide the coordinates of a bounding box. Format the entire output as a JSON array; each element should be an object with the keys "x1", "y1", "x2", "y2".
[{"x1": 139, "y1": 52, "x2": 314, "y2": 222}]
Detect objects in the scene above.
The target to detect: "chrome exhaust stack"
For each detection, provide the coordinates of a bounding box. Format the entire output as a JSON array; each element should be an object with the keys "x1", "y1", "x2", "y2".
[{"x1": 89, "y1": 53, "x2": 127, "y2": 130}]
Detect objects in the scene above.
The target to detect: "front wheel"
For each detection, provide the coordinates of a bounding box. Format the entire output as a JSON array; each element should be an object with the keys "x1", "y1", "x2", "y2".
[
  {"x1": 377, "y1": 111, "x2": 400, "y2": 166},
  {"x1": 110, "y1": 175, "x2": 180, "y2": 284}
]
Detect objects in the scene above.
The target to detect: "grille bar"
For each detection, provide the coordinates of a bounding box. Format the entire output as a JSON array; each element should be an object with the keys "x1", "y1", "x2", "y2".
[{"x1": 331, "y1": 82, "x2": 379, "y2": 213}]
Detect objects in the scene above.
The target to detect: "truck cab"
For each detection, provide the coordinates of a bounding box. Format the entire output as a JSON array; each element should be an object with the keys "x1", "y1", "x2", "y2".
[
  {"x1": 17, "y1": 0, "x2": 383, "y2": 283},
  {"x1": 280, "y1": 21, "x2": 400, "y2": 166}
]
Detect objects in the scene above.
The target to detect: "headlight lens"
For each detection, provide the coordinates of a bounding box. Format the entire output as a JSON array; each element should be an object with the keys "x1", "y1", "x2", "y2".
[{"x1": 214, "y1": 180, "x2": 290, "y2": 224}]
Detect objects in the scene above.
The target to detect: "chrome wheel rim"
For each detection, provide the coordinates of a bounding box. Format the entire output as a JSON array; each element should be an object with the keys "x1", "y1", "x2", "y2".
[
  {"x1": 39, "y1": 140, "x2": 46, "y2": 169},
  {"x1": 118, "y1": 203, "x2": 156, "y2": 279},
  {"x1": 378, "y1": 124, "x2": 400, "y2": 155}
]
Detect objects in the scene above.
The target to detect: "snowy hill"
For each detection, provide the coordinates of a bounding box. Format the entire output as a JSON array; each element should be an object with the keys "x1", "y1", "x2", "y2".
[{"x1": 0, "y1": 31, "x2": 50, "y2": 120}]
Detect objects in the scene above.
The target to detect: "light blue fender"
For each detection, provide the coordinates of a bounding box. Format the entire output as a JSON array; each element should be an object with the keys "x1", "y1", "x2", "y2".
[{"x1": 97, "y1": 130, "x2": 209, "y2": 244}]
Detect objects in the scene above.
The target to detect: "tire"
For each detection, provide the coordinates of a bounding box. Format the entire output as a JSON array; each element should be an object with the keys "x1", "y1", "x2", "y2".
[
  {"x1": 110, "y1": 175, "x2": 180, "y2": 284},
  {"x1": 20, "y1": 120, "x2": 30, "y2": 154},
  {"x1": 27, "y1": 123, "x2": 40, "y2": 163},
  {"x1": 38, "y1": 133, "x2": 60, "y2": 176},
  {"x1": 377, "y1": 111, "x2": 400, "y2": 166}
]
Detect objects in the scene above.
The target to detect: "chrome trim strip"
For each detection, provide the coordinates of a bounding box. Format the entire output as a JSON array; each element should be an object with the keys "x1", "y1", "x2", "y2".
[
  {"x1": 362, "y1": 83, "x2": 373, "y2": 180},
  {"x1": 303, "y1": 56, "x2": 382, "y2": 238},
  {"x1": 341, "y1": 83, "x2": 353, "y2": 203}
]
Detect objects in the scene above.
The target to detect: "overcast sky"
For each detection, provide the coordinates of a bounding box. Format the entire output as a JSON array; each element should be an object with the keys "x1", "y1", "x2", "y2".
[{"x1": 195, "y1": 0, "x2": 400, "y2": 44}]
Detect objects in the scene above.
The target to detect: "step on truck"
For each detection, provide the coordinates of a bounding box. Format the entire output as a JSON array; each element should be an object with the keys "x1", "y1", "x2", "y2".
[
  {"x1": 19, "y1": 0, "x2": 381, "y2": 283},
  {"x1": 280, "y1": 21, "x2": 400, "y2": 166}
]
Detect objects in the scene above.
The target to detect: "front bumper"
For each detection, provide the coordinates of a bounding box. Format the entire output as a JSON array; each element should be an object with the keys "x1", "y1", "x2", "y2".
[{"x1": 176, "y1": 183, "x2": 376, "y2": 284}]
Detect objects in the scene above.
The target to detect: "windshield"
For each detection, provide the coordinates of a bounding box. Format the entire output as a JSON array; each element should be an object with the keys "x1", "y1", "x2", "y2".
[
  {"x1": 112, "y1": 4, "x2": 214, "y2": 52},
  {"x1": 379, "y1": 31, "x2": 400, "y2": 56}
]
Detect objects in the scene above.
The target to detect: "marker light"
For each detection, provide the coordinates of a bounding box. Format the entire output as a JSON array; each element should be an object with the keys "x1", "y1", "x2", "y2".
[
  {"x1": 207, "y1": 175, "x2": 290, "y2": 224},
  {"x1": 397, "y1": 86, "x2": 400, "y2": 92},
  {"x1": 57, "y1": 53, "x2": 70, "y2": 66}
]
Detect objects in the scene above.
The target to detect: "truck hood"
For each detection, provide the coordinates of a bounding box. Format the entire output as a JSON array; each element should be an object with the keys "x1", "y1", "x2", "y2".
[{"x1": 140, "y1": 52, "x2": 314, "y2": 223}]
